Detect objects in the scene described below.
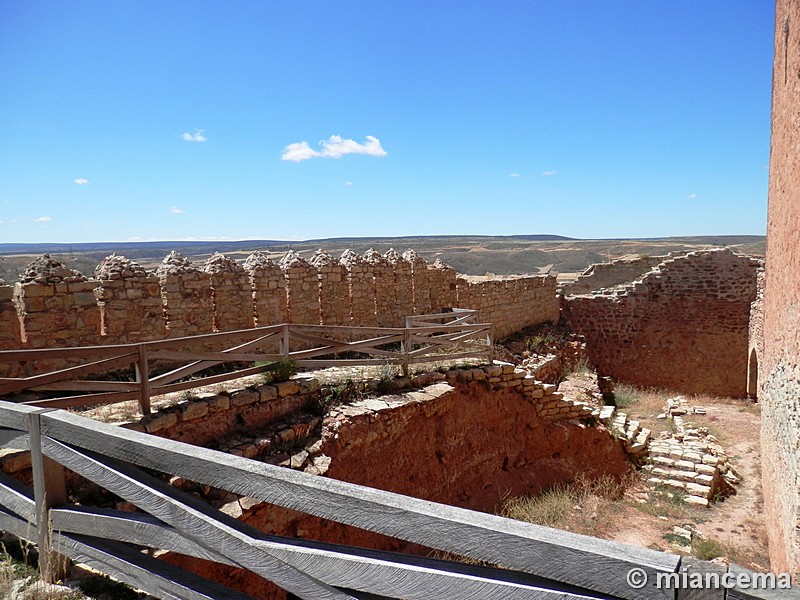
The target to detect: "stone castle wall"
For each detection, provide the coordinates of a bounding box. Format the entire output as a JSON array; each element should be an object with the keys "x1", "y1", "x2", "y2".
[
  {"x1": 761, "y1": 0, "x2": 800, "y2": 574},
  {"x1": 0, "y1": 249, "x2": 560, "y2": 371},
  {"x1": 563, "y1": 249, "x2": 761, "y2": 397}
]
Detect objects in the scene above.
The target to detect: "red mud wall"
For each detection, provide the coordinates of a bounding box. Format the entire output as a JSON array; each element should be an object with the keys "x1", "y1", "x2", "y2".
[
  {"x1": 761, "y1": 0, "x2": 800, "y2": 574},
  {"x1": 564, "y1": 249, "x2": 761, "y2": 397}
]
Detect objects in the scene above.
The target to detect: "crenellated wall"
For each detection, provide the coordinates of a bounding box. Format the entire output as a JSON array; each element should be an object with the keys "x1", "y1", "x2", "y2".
[
  {"x1": 94, "y1": 254, "x2": 166, "y2": 343},
  {"x1": 341, "y1": 250, "x2": 376, "y2": 327},
  {"x1": 243, "y1": 252, "x2": 287, "y2": 327},
  {"x1": 14, "y1": 255, "x2": 101, "y2": 349},
  {"x1": 310, "y1": 250, "x2": 350, "y2": 327},
  {"x1": 363, "y1": 249, "x2": 396, "y2": 328},
  {"x1": 563, "y1": 249, "x2": 761, "y2": 397},
  {"x1": 156, "y1": 252, "x2": 214, "y2": 337},
  {"x1": 403, "y1": 250, "x2": 432, "y2": 315},
  {"x1": 1, "y1": 249, "x2": 560, "y2": 364},
  {"x1": 203, "y1": 253, "x2": 254, "y2": 332}
]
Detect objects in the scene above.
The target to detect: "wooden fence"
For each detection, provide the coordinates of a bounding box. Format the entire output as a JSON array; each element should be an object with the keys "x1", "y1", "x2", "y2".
[
  {"x1": 0, "y1": 399, "x2": 777, "y2": 600},
  {"x1": 0, "y1": 311, "x2": 493, "y2": 415}
]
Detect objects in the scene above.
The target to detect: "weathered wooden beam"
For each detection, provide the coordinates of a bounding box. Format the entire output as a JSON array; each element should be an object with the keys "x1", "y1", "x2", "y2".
[
  {"x1": 35, "y1": 406, "x2": 678, "y2": 600},
  {"x1": 21, "y1": 390, "x2": 140, "y2": 409},
  {"x1": 0, "y1": 352, "x2": 136, "y2": 396},
  {"x1": 31, "y1": 381, "x2": 142, "y2": 392},
  {"x1": 51, "y1": 505, "x2": 603, "y2": 600},
  {"x1": 0, "y1": 426, "x2": 29, "y2": 449},
  {"x1": 57, "y1": 532, "x2": 256, "y2": 600},
  {"x1": 0, "y1": 469, "x2": 36, "y2": 522},
  {"x1": 150, "y1": 333, "x2": 279, "y2": 386},
  {"x1": 41, "y1": 437, "x2": 358, "y2": 600}
]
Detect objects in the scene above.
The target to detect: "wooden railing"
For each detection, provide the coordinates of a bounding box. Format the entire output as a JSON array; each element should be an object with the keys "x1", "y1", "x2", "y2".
[
  {"x1": 0, "y1": 400, "x2": 725, "y2": 600},
  {"x1": 0, "y1": 312, "x2": 494, "y2": 415}
]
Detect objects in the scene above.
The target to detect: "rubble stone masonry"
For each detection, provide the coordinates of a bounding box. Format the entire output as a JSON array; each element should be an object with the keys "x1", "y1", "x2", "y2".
[
  {"x1": 94, "y1": 254, "x2": 165, "y2": 342},
  {"x1": 564, "y1": 249, "x2": 761, "y2": 397},
  {"x1": 243, "y1": 252, "x2": 287, "y2": 327},
  {"x1": 156, "y1": 252, "x2": 214, "y2": 337},
  {"x1": 203, "y1": 253, "x2": 254, "y2": 332},
  {"x1": 761, "y1": 0, "x2": 800, "y2": 574},
  {"x1": 3, "y1": 249, "x2": 559, "y2": 360}
]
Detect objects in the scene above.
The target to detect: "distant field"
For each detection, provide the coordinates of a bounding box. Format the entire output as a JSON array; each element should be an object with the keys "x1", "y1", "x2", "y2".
[{"x1": 0, "y1": 234, "x2": 765, "y2": 283}]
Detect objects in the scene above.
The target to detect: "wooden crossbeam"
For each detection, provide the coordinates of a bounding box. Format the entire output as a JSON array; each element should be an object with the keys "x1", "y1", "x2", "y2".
[
  {"x1": 150, "y1": 333, "x2": 278, "y2": 386},
  {"x1": 42, "y1": 437, "x2": 357, "y2": 600},
  {"x1": 0, "y1": 352, "x2": 136, "y2": 396},
  {"x1": 51, "y1": 505, "x2": 603, "y2": 600},
  {"x1": 34, "y1": 407, "x2": 677, "y2": 600}
]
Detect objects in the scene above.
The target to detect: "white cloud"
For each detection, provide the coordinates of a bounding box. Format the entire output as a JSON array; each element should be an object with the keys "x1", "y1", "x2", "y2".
[
  {"x1": 281, "y1": 135, "x2": 387, "y2": 162},
  {"x1": 542, "y1": 170, "x2": 558, "y2": 176},
  {"x1": 509, "y1": 173, "x2": 521, "y2": 178},
  {"x1": 170, "y1": 206, "x2": 184, "y2": 214},
  {"x1": 182, "y1": 129, "x2": 207, "y2": 142},
  {"x1": 34, "y1": 216, "x2": 52, "y2": 222},
  {"x1": 344, "y1": 181, "x2": 354, "y2": 186},
  {"x1": 688, "y1": 193, "x2": 698, "y2": 199},
  {"x1": 73, "y1": 178, "x2": 89, "y2": 185}
]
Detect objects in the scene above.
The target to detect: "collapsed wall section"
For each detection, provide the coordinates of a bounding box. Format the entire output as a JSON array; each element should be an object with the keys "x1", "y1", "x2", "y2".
[
  {"x1": 562, "y1": 254, "x2": 667, "y2": 295},
  {"x1": 761, "y1": 0, "x2": 800, "y2": 574},
  {"x1": 564, "y1": 249, "x2": 761, "y2": 397}
]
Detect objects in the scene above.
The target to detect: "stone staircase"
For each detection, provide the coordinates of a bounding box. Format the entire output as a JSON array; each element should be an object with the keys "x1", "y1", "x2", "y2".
[{"x1": 598, "y1": 405, "x2": 652, "y2": 457}]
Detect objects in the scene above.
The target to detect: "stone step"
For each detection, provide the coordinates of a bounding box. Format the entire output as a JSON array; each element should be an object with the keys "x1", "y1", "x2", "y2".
[
  {"x1": 598, "y1": 405, "x2": 615, "y2": 420},
  {"x1": 628, "y1": 428, "x2": 651, "y2": 453}
]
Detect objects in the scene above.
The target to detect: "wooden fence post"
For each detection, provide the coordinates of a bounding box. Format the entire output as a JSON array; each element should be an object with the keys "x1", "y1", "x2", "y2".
[
  {"x1": 29, "y1": 408, "x2": 68, "y2": 583},
  {"x1": 281, "y1": 324, "x2": 291, "y2": 360},
  {"x1": 135, "y1": 344, "x2": 151, "y2": 415},
  {"x1": 401, "y1": 327, "x2": 410, "y2": 377}
]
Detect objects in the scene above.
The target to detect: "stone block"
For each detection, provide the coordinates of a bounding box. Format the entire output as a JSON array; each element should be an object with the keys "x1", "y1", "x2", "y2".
[
  {"x1": 231, "y1": 388, "x2": 259, "y2": 407},
  {"x1": 145, "y1": 412, "x2": 178, "y2": 433},
  {"x1": 276, "y1": 381, "x2": 301, "y2": 397},
  {"x1": 258, "y1": 384, "x2": 278, "y2": 402},
  {"x1": 179, "y1": 400, "x2": 209, "y2": 421}
]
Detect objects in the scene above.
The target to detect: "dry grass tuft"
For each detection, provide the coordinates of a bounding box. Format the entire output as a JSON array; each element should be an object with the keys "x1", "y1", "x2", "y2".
[{"x1": 501, "y1": 474, "x2": 632, "y2": 537}]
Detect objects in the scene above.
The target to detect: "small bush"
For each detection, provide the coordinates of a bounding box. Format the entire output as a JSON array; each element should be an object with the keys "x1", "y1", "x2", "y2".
[
  {"x1": 261, "y1": 359, "x2": 297, "y2": 384},
  {"x1": 375, "y1": 363, "x2": 398, "y2": 395},
  {"x1": 612, "y1": 384, "x2": 640, "y2": 409},
  {"x1": 692, "y1": 537, "x2": 726, "y2": 560}
]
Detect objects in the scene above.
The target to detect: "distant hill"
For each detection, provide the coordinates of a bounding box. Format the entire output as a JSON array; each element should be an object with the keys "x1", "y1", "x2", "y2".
[{"x1": 0, "y1": 234, "x2": 765, "y2": 283}]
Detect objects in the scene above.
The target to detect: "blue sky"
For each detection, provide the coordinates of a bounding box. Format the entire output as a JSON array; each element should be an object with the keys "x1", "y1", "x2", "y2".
[{"x1": 0, "y1": 1, "x2": 775, "y2": 243}]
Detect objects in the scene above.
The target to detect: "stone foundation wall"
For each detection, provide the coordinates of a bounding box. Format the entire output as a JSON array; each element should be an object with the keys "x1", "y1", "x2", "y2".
[
  {"x1": 761, "y1": 0, "x2": 800, "y2": 574},
  {"x1": 564, "y1": 249, "x2": 761, "y2": 397}
]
